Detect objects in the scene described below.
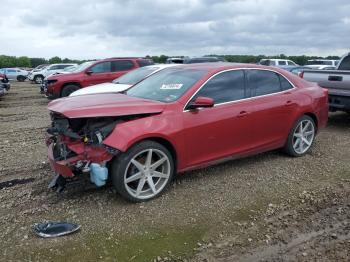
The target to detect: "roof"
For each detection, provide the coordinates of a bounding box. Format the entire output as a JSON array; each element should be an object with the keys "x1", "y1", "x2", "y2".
[
  {"x1": 167, "y1": 62, "x2": 280, "y2": 73},
  {"x1": 147, "y1": 64, "x2": 179, "y2": 69}
]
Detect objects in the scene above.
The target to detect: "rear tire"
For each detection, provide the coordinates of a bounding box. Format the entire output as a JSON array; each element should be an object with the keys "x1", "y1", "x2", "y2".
[
  {"x1": 61, "y1": 84, "x2": 79, "y2": 97},
  {"x1": 284, "y1": 115, "x2": 316, "y2": 157},
  {"x1": 111, "y1": 141, "x2": 175, "y2": 202}
]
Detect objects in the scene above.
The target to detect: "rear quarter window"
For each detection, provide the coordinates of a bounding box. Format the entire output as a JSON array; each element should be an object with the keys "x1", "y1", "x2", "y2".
[
  {"x1": 137, "y1": 59, "x2": 154, "y2": 67},
  {"x1": 111, "y1": 60, "x2": 135, "y2": 71},
  {"x1": 278, "y1": 75, "x2": 293, "y2": 90},
  {"x1": 247, "y1": 70, "x2": 282, "y2": 96}
]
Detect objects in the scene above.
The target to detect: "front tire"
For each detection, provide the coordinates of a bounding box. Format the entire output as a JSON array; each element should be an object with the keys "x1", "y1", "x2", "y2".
[
  {"x1": 17, "y1": 75, "x2": 26, "y2": 82},
  {"x1": 33, "y1": 75, "x2": 44, "y2": 84},
  {"x1": 61, "y1": 84, "x2": 79, "y2": 97},
  {"x1": 111, "y1": 141, "x2": 174, "y2": 202},
  {"x1": 284, "y1": 115, "x2": 316, "y2": 157}
]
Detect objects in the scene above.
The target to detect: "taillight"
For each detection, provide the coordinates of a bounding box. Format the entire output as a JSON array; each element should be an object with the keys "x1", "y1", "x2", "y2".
[{"x1": 299, "y1": 71, "x2": 304, "y2": 78}]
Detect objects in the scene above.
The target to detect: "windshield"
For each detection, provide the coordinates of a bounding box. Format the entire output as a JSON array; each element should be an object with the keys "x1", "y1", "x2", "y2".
[
  {"x1": 126, "y1": 68, "x2": 208, "y2": 103},
  {"x1": 112, "y1": 66, "x2": 159, "y2": 85},
  {"x1": 73, "y1": 61, "x2": 95, "y2": 72}
]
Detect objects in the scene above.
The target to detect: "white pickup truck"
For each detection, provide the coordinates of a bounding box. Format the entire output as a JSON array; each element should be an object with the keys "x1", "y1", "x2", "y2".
[{"x1": 301, "y1": 53, "x2": 350, "y2": 113}]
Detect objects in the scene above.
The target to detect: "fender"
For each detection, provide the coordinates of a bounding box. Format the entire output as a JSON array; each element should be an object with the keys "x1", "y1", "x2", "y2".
[{"x1": 102, "y1": 108, "x2": 187, "y2": 170}]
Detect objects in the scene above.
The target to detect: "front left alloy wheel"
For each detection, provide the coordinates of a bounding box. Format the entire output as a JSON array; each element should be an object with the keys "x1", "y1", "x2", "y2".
[{"x1": 111, "y1": 141, "x2": 174, "y2": 202}]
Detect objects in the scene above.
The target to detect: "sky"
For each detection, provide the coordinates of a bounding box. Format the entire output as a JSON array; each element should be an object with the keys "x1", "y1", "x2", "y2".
[{"x1": 0, "y1": 0, "x2": 349, "y2": 59}]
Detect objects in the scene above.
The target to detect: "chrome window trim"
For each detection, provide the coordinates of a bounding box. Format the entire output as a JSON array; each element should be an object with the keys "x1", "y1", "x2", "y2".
[{"x1": 183, "y1": 68, "x2": 296, "y2": 112}]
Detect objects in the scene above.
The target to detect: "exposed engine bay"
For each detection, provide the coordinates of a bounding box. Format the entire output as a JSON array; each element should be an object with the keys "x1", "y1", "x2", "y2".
[
  {"x1": 47, "y1": 112, "x2": 122, "y2": 144},
  {"x1": 46, "y1": 111, "x2": 154, "y2": 192}
]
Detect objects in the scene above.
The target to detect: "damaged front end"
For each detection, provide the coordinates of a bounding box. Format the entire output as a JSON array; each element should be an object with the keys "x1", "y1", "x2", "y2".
[{"x1": 46, "y1": 112, "x2": 120, "y2": 192}]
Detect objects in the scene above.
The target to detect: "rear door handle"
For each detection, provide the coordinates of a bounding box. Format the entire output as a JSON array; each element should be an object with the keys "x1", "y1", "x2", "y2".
[{"x1": 237, "y1": 111, "x2": 249, "y2": 118}]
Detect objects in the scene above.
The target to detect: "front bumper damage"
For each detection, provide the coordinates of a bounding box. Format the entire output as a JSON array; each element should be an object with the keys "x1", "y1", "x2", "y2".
[{"x1": 46, "y1": 136, "x2": 117, "y2": 192}]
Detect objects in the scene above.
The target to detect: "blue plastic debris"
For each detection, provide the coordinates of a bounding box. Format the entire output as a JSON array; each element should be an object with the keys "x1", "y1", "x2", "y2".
[{"x1": 90, "y1": 163, "x2": 108, "y2": 187}]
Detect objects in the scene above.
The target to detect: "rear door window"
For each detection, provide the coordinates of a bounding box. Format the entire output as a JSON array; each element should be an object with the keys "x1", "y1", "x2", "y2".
[
  {"x1": 48, "y1": 66, "x2": 59, "y2": 70},
  {"x1": 247, "y1": 70, "x2": 282, "y2": 96},
  {"x1": 58, "y1": 65, "x2": 72, "y2": 69},
  {"x1": 278, "y1": 61, "x2": 287, "y2": 66},
  {"x1": 278, "y1": 75, "x2": 293, "y2": 90},
  {"x1": 90, "y1": 62, "x2": 111, "y2": 73},
  {"x1": 111, "y1": 60, "x2": 135, "y2": 72},
  {"x1": 194, "y1": 70, "x2": 246, "y2": 104}
]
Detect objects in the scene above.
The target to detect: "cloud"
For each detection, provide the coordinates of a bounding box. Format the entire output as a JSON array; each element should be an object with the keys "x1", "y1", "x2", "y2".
[{"x1": 0, "y1": 0, "x2": 349, "y2": 59}]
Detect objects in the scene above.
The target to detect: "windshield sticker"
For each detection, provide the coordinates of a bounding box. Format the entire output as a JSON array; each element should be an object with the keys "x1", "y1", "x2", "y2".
[{"x1": 160, "y1": 83, "x2": 183, "y2": 90}]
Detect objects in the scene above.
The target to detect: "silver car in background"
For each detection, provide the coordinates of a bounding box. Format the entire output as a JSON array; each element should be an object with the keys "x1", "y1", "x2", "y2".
[{"x1": 0, "y1": 68, "x2": 29, "y2": 81}]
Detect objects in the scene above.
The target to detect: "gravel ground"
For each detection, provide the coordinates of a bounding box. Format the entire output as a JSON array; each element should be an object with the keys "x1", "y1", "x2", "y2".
[{"x1": 0, "y1": 82, "x2": 349, "y2": 262}]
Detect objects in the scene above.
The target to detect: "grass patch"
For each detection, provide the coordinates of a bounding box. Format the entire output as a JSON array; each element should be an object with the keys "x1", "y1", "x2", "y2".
[{"x1": 21, "y1": 226, "x2": 205, "y2": 262}]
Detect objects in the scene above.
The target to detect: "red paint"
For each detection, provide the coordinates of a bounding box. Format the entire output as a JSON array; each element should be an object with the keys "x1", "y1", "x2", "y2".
[{"x1": 48, "y1": 63, "x2": 328, "y2": 177}]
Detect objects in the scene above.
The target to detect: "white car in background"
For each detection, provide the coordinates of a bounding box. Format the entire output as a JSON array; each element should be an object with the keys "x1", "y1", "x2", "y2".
[
  {"x1": 305, "y1": 59, "x2": 339, "y2": 70},
  {"x1": 28, "y1": 63, "x2": 77, "y2": 84},
  {"x1": 40, "y1": 65, "x2": 79, "y2": 94},
  {"x1": 69, "y1": 64, "x2": 178, "y2": 97},
  {"x1": 44, "y1": 65, "x2": 78, "y2": 78},
  {"x1": 258, "y1": 59, "x2": 298, "y2": 67}
]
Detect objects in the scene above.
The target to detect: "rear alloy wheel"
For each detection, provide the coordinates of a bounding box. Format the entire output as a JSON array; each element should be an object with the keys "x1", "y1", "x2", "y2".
[
  {"x1": 34, "y1": 75, "x2": 44, "y2": 84},
  {"x1": 284, "y1": 115, "x2": 316, "y2": 157},
  {"x1": 112, "y1": 141, "x2": 174, "y2": 202},
  {"x1": 61, "y1": 85, "x2": 79, "y2": 97}
]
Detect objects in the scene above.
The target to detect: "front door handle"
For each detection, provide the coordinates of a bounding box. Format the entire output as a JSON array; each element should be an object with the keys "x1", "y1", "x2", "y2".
[
  {"x1": 285, "y1": 100, "x2": 293, "y2": 106},
  {"x1": 237, "y1": 111, "x2": 249, "y2": 118}
]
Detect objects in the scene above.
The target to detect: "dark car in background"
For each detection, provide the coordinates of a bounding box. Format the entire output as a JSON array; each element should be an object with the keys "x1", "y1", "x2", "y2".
[
  {"x1": 0, "y1": 73, "x2": 10, "y2": 96},
  {"x1": 166, "y1": 56, "x2": 226, "y2": 64},
  {"x1": 44, "y1": 57, "x2": 154, "y2": 99},
  {"x1": 184, "y1": 56, "x2": 226, "y2": 64}
]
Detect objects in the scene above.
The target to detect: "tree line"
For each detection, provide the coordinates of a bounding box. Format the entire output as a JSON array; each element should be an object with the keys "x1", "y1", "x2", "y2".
[
  {"x1": 0, "y1": 54, "x2": 341, "y2": 68},
  {"x1": 0, "y1": 55, "x2": 83, "y2": 68}
]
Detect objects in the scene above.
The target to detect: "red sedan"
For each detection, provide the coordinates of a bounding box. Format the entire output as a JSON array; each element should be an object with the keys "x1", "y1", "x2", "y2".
[{"x1": 47, "y1": 63, "x2": 328, "y2": 202}]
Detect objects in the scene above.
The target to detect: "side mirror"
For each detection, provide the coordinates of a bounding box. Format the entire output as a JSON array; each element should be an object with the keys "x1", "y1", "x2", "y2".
[
  {"x1": 86, "y1": 70, "x2": 93, "y2": 75},
  {"x1": 188, "y1": 96, "x2": 214, "y2": 110}
]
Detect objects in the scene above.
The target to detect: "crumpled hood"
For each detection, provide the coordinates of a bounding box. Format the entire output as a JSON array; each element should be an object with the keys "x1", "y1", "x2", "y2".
[
  {"x1": 69, "y1": 83, "x2": 132, "y2": 97},
  {"x1": 48, "y1": 93, "x2": 166, "y2": 118}
]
